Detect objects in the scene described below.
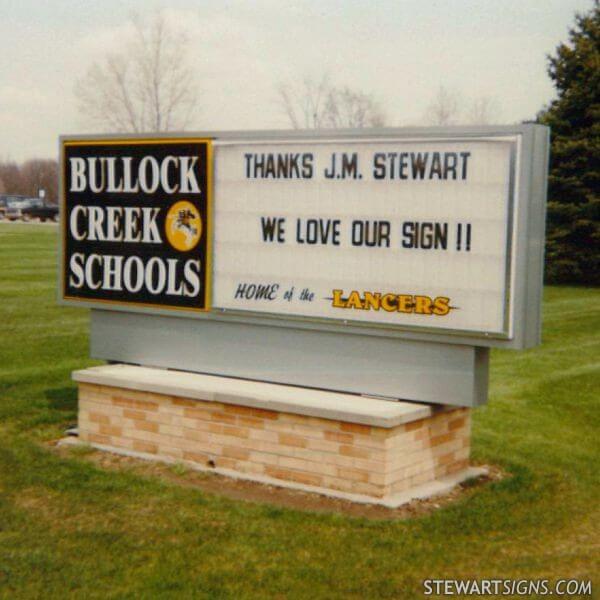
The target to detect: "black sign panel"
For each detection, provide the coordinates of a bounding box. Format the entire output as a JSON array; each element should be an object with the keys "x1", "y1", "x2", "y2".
[{"x1": 61, "y1": 139, "x2": 211, "y2": 311}]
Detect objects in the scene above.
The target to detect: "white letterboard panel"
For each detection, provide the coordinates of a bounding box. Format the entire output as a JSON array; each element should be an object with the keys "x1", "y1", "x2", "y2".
[{"x1": 213, "y1": 137, "x2": 516, "y2": 337}]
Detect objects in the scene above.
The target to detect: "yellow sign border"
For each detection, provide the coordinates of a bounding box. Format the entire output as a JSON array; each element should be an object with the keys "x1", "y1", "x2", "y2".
[{"x1": 60, "y1": 137, "x2": 213, "y2": 313}]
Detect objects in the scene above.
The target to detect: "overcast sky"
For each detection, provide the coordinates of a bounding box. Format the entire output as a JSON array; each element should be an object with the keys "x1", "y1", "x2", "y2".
[{"x1": 0, "y1": 0, "x2": 593, "y2": 161}]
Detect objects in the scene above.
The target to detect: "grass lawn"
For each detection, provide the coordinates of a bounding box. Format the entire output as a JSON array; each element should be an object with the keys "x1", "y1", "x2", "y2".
[{"x1": 0, "y1": 222, "x2": 598, "y2": 599}]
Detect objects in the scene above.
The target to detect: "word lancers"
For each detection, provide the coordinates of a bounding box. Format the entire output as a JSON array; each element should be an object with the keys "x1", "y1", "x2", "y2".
[{"x1": 331, "y1": 290, "x2": 453, "y2": 315}]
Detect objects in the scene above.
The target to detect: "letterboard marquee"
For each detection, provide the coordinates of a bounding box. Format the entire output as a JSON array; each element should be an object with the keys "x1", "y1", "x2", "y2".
[{"x1": 60, "y1": 126, "x2": 549, "y2": 350}]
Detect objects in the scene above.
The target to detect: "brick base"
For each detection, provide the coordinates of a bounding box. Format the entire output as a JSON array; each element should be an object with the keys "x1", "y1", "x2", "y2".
[{"x1": 74, "y1": 366, "x2": 472, "y2": 504}]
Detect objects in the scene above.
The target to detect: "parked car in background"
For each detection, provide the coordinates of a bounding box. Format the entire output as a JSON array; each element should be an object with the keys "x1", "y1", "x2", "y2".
[
  {"x1": 4, "y1": 198, "x2": 43, "y2": 221},
  {"x1": 0, "y1": 195, "x2": 33, "y2": 219},
  {"x1": 21, "y1": 201, "x2": 59, "y2": 222},
  {"x1": 4, "y1": 199, "x2": 29, "y2": 221}
]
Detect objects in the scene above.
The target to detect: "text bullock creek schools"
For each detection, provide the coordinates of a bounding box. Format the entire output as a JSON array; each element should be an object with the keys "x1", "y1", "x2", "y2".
[{"x1": 62, "y1": 139, "x2": 211, "y2": 311}]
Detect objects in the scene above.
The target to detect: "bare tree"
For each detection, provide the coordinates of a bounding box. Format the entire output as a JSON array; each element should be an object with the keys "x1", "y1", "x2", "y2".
[
  {"x1": 467, "y1": 96, "x2": 500, "y2": 125},
  {"x1": 277, "y1": 75, "x2": 332, "y2": 129},
  {"x1": 0, "y1": 160, "x2": 23, "y2": 194},
  {"x1": 323, "y1": 86, "x2": 386, "y2": 128},
  {"x1": 278, "y1": 75, "x2": 386, "y2": 129},
  {"x1": 424, "y1": 88, "x2": 503, "y2": 126},
  {"x1": 0, "y1": 159, "x2": 58, "y2": 202},
  {"x1": 20, "y1": 159, "x2": 58, "y2": 203},
  {"x1": 425, "y1": 86, "x2": 461, "y2": 126},
  {"x1": 76, "y1": 13, "x2": 198, "y2": 132}
]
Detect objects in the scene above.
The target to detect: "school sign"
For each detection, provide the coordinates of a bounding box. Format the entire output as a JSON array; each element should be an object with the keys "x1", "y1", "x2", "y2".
[{"x1": 59, "y1": 126, "x2": 549, "y2": 407}]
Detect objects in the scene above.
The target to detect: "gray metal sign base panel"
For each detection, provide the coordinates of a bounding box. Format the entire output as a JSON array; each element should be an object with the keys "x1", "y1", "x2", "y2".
[{"x1": 90, "y1": 310, "x2": 489, "y2": 407}]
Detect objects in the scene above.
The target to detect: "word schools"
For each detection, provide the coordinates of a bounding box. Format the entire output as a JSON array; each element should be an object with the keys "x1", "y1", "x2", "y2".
[{"x1": 68, "y1": 253, "x2": 201, "y2": 297}]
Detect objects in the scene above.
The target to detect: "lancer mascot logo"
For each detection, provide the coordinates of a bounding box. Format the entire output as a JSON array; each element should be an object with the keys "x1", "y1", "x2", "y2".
[{"x1": 165, "y1": 200, "x2": 202, "y2": 252}]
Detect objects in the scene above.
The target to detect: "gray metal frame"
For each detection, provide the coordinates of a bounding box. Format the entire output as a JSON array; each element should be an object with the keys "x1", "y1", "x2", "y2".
[{"x1": 58, "y1": 124, "x2": 549, "y2": 350}]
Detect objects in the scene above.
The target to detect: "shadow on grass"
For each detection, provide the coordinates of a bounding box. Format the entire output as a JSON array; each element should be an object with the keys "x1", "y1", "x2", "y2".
[{"x1": 45, "y1": 386, "x2": 78, "y2": 412}]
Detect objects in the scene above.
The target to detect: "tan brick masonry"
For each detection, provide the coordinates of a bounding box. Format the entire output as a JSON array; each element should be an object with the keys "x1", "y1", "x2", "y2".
[{"x1": 77, "y1": 382, "x2": 471, "y2": 500}]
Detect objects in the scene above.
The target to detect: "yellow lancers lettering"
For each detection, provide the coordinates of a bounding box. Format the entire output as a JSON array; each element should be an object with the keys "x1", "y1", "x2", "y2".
[{"x1": 331, "y1": 290, "x2": 453, "y2": 316}]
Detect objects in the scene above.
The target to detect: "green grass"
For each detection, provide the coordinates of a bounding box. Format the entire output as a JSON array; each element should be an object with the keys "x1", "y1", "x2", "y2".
[{"x1": 0, "y1": 223, "x2": 598, "y2": 599}]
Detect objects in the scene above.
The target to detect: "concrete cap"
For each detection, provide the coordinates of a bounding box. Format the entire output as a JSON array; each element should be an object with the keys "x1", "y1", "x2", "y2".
[{"x1": 73, "y1": 364, "x2": 435, "y2": 428}]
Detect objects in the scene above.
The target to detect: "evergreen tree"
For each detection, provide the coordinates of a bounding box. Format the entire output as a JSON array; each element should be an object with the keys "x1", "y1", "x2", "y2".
[{"x1": 538, "y1": 1, "x2": 599, "y2": 284}]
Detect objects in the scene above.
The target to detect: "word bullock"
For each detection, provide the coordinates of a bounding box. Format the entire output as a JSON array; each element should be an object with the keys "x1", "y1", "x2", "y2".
[{"x1": 69, "y1": 155, "x2": 202, "y2": 194}]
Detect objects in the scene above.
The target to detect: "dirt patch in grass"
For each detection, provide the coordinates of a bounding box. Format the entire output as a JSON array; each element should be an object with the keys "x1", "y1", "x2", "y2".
[{"x1": 52, "y1": 439, "x2": 505, "y2": 520}]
